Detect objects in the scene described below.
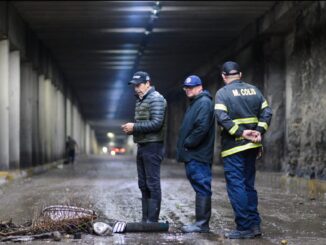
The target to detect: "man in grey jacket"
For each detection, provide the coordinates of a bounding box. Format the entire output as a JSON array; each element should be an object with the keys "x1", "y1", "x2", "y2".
[{"x1": 122, "y1": 71, "x2": 167, "y2": 223}]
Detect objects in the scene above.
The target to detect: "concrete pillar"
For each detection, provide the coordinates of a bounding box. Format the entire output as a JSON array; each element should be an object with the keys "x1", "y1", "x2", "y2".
[
  {"x1": 44, "y1": 78, "x2": 52, "y2": 162},
  {"x1": 0, "y1": 40, "x2": 9, "y2": 170},
  {"x1": 56, "y1": 89, "x2": 65, "y2": 159},
  {"x1": 66, "y1": 98, "x2": 72, "y2": 137},
  {"x1": 9, "y1": 50, "x2": 20, "y2": 169},
  {"x1": 49, "y1": 81, "x2": 56, "y2": 161},
  {"x1": 263, "y1": 36, "x2": 286, "y2": 171},
  {"x1": 80, "y1": 117, "x2": 85, "y2": 153},
  {"x1": 85, "y1": 124, "x2": 90, "y2": 155},
  {"x1": 51, "y1": 86, "x2": 58, "y2": 159},
  {"x1": 91, "y1": 129, "x2": 99, "y2": 154},
  {"x1": 20, "y1": 62, "x2": 33, "y2": 168},
  {"x1": 31, "y1": 68, "x2": 40, "y2": 166},
  {"x1": 72, "y1": 105, "x2": 79, "y2": 148},
  {"x1": 38, "y1": 75, "x2": 46, "y2": 163}
]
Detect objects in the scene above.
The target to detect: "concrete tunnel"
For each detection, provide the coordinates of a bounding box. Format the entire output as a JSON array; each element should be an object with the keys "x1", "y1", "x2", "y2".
[
  {"x1": 0, "y1": 1, "x2": 326, "y2": 243},
  {"x1": 0, "y1": 1, "x2": 325, "y2": 179}
]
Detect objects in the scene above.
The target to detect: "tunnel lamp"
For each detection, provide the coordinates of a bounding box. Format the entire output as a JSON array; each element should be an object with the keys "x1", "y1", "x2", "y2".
[
  {"x1": 105, "y1": 50, "x2": 138, "y2": 54},
  {"x1": 102, "y1": 147, "x2": 108, "y2": 154},
  {"x1": 155, "y1": 1, "x2": 160, "y2": 6},
  {"x1": 144, "y1": 30, "x2": 151, "y2": 35},
  {"x1": 153, "y1": 2, "x2": 161, "y2": 12},
  {"x1": 107, "y1": 132, "x2": 115, "y2": 138},
  {"x1": 151, "y1": 9, "x2": 158, "y2": 15},
  {"x1": 100, "y1": 28, "x2": 146, "y2": 33}
]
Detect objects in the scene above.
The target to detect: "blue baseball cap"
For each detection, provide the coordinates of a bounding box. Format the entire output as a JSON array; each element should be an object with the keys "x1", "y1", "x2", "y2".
[{"x1": 183, "y1": 75, "x2": 202, "y2": 87}]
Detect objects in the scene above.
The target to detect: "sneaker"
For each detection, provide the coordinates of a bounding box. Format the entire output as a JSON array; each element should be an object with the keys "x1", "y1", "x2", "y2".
[
  {"x1": 251, "y1": 225, "x2": 262, "y2": 237},
  {"x1": 224, "y1": 229, "x2": 255, "y2": 239}
]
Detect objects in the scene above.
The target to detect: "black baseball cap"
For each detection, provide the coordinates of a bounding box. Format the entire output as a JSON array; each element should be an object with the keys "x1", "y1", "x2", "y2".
[
  {"x1": 222, "y1": 61, "x2": 241, "y2": 75},
  {"x1": 128, "y1": 71, "x2": 151, "y2": 85}
]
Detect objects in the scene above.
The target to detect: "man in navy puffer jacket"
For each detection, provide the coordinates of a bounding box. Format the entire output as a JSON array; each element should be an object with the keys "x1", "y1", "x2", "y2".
[{"x1": 177, "y1": 75, "x2": 215, "y2": 233}]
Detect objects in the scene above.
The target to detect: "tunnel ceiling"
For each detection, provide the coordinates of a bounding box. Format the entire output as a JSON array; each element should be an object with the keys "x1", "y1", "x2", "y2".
[{"x1": 12, "y1": 1, "x2": 276, "y2": 144}]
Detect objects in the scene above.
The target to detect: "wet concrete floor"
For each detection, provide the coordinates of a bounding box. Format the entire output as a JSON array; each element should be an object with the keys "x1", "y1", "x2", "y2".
[{"x1": 0, "y1": 155, "x2": 325, "y2": 244}]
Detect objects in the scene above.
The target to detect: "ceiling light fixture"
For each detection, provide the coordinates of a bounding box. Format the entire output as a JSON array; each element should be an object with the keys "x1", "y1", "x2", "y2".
[{"x1": 152, "y1": 9, "x2": 158, "y2": 15}]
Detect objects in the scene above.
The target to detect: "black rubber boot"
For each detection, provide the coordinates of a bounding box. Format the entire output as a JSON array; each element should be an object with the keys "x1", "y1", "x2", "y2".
[
  {"x1": 147, "y1": 199, "x2": 161, "y2": 223},
  {"x1": 181, "y1": 195, "x2": 211, "y2": 233},
  {"x1": 141, "y1": 198, "x2": 149, "y2": 222}
]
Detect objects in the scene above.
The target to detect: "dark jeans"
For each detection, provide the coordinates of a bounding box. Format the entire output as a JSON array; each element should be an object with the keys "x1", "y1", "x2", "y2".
[
  {"x1": 137, "y1": 142, "x2": 164, "y2": 201},
  {"x1": 185, "y1": 160, "x2": 212, "y2": 197},
  {"x1": 223, "y1": 148, "x2": 261, "y2": 230},
  {"x1": 68, "y1": 149, "x2": 75, "y2": 163}
]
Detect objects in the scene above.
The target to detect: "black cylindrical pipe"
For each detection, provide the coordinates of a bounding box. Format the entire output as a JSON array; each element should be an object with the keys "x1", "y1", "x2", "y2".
[{"x1": 125, "y1": 222, "x2": 169, "y2": 232}]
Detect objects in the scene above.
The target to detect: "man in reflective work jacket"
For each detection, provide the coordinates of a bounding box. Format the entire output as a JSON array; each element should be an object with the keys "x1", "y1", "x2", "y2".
[{"x1": 215, "y1": 61, "x2": 272, "y2": 239}]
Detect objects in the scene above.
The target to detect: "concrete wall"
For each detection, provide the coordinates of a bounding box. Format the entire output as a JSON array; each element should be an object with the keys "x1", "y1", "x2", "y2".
[
  {"x1": 284, "y1": 2, "x2": 326, "y2": 179},
  {"x1": 0, "y1": 1, "x2": 98, "y2": 170}
]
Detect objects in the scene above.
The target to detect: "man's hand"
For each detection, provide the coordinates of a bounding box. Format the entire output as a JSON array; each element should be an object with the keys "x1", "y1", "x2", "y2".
[
  {"x1": 121, "y1": 123, "x2": 134, "y2": 135},
  {"x1": 242, "y1": 130, "x2": 261, "y2": 143}
]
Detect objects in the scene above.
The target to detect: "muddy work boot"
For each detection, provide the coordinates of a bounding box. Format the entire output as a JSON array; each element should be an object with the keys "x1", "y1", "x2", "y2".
[
  {"x1": 147, "y1": 199, "x2": 161, "y2": 223},
  {"x1": 141, "y1": 198, "x2": 149, "y2": 222},
  {"x1": 224, "y1": 229, "x2": 255, "y2": 239},
  {"x1": 181, "y1": 195, "x2": 211, "y2": 233}
]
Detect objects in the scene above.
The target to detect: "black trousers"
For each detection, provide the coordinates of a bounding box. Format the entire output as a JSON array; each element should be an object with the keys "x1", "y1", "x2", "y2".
[
  {"x1": 137, "y1": 142, "x2": 164, "y2": 201},
  {"x1": 68, "y1": 149, "x2": 75, "y2": 163}
]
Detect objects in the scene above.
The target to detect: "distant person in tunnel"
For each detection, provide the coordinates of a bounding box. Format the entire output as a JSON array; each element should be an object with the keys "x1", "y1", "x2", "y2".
[
  {"x1": 65, "y1": 136, "x2": 78, "y2": 164},
  {"x1": 215, "y1": 61, "x2": 272, "y2": 239},
  {"x1": 121, "y1": 71, "x2": 167, "y2": 223},
  {"x1": 176, "y1": 75, "x2": 215, "y2": 233}
]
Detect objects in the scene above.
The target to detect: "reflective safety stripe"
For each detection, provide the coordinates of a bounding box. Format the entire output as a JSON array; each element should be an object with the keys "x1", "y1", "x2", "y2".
[
  {"x1": 258, "y1": 122, "x2": 268, "y2": 130},
  {"x1": 229, "y1": 124, "x2": 239, "y2": 135},
  {"x1": 261, "y1": 100, "x2": 268, "y2": 109},
  {"x1": 221, "y1": 142, "x2": 262, "y2": 158},
  {"x1": 233, "y1": 117, "x2": 258, "y2": 125},
  {"x1": 215, "y1": 103, "x2": 228, "y2": 111},
  {"x1": 235, "y1": 136, "x2": 244, "y2": 141}
]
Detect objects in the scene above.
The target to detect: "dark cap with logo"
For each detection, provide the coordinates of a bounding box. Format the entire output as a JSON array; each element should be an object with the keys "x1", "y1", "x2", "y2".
[
  {"x1": 222, "y1": 61, "x2": 241, "y2": 75},
  {"x1": 128, "y1": 71, "x2": 151, "y2": 85},
  {"x1": 183, "y1": 75, "x2": 202, "y2": 87}
]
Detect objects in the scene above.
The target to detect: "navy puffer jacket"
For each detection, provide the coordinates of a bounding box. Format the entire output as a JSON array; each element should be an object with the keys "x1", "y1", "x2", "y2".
[{"x1": 176, "y1": 90, "x2": 215, "y2": 164}]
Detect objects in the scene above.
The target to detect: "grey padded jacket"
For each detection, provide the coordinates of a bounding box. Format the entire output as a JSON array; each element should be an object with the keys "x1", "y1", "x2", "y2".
[{"x1": 133, "y1": 87, "x2": 167, "y2": 144}]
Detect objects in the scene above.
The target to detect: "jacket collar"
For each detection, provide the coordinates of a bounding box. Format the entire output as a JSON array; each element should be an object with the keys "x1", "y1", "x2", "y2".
[
  {"x1": 136, "y1": 86, "x2": 155, "y2": 100},
  {"x1": 227, "y1": 79, "x2": 241, "y2": 86},
  {"x1": 189, "y1": 90, "x2": 212, "y2": 104}
]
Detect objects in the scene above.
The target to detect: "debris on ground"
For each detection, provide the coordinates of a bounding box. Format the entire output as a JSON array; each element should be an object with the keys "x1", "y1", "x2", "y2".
[
  {"x1": 1, "y1": 204, "x2": 170, "y2": 242},
  {"x1": 0, "y1": 205, "x2": 99, "y2": 242},
  {"x1": 93, "y1": 222, "x2": 113, "y2": 236}
]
